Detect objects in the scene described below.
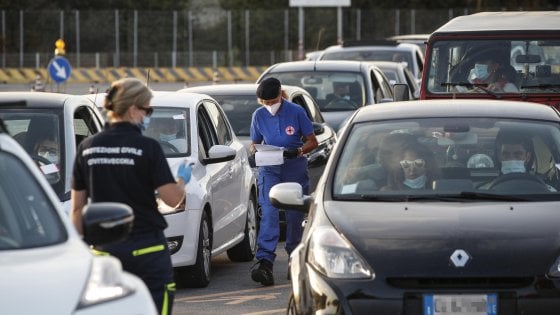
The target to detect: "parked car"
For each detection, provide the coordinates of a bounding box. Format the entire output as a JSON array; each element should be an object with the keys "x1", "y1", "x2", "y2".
[
  {"x1": 144, "y1": 91, "x2": 258, "y2": 288},
  {"x1": 0, "y1": 120, "x2": 157, "y2": 314},
  {"x1": 271, "y1": 99, "x2": 560, "y2": 314},
  {"x1": 422, "y1": 11, "x2": 560, "y2": 108},
  {"x1": 317, "y1": 41, "x2": 425, "y2": 85},
  {"x1": 0, "y1": 92, "x2": 105, "y2": 214},
  {"x1": 257, "y1": 60, "x2": 397, "y2": 131},
  {"x1": 387, "y1": 33, "x2": 429, "y2": 53},
  {"x1": 180, "y1": 83, "x2": 336, "y2": 193},
  {"x1": 371, "y1": 61, "x2": 420, "y2": 99}
]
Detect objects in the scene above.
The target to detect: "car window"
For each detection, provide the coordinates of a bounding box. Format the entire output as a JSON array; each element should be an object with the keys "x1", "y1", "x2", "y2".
[
  {"x1": 74, "y1": 105, "x2": 102, "y2": 147},
  {"x1": 372, "y1": 68, "x2": 393, "y2": 101},
  {"x1": 0, "y1": 151, "x2": 66, "y2": 250},
  {"x1": 333, "y1": 117, "x2": 560, "y2": 199},
  {"x1": 213, "y1": 95, "x2": 259, "y2": 136},
  {"x1": 302, "y1": 94, "x2": 325, "y2": 124},
  {"x1": 0, "y1": 111, "x2": 64, "y2": 194},
  {"x1": 143, "y1": 107, "x2": 190, "y2": 156},
  {"x1": 203, "y1": 101, "x2": 232, "y2": 145},
  {"x1": 269, "y1": 71, "x2": 366, "y2": 111},
  {"x1": 198, "y1": 106, "x2": 219, "y2": 156}
]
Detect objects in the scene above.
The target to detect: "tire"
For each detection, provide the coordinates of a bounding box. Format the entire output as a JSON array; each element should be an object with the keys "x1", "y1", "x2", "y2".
[
  {"x1": 227, "y1": 193, "x2": 257, "y2": 262},
  {"x1": 175, "y1": 211, "x2": 212, "y2": 288}
]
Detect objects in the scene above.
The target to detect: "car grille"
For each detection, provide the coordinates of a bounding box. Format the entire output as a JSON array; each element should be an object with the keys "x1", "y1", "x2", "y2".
[{"x1": 387, "y1": 277, "x2": 534, "y2": 289}]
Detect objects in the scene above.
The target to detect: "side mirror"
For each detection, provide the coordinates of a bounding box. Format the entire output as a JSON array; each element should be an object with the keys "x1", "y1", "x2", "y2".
[
  {"x1": 269, "y1": 182, "x2": 311, "y2": 213},
  {"x1": 202, "y1": 144, "x2": 236, "y2": 165},
  {"x1": 312, "y1": 122, "x2": 325, "y2": 135},
  {"x1": 82, "y1": 202, "x2": 134, "y2": 246},
  {"x1": 393, "y1": 83, "x2": 410, "y2": 102}
]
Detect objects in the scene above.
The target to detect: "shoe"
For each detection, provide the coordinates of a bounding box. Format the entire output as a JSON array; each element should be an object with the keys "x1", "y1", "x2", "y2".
[{"x1": 251, "y1": 259, "x2": 274, "y2": 286}]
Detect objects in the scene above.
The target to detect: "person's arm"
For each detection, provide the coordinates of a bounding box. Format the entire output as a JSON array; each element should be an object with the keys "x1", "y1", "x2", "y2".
[
  {"x1": 300, "y1": 133, "x2": 318, "y2": 156},
  {"x1": 157, "y1": 179, "x2": 187, "y2": 209},
  {"x1": 71, "y1": 189, "x2": 88, "y2": 236}
]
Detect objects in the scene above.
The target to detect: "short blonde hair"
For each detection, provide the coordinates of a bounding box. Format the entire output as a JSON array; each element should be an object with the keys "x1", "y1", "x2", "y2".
[{"x1": 104, "y1": 78, "x2": 152, "y2": 120}]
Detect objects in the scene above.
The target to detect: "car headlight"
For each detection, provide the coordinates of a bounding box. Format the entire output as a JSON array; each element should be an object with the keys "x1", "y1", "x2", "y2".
[
  {"x1": 307, "y1": 226, "x2": 374, "y2": 279},
  {"x1": 78, "y1": 256, "x2": 135, "y2": 309},
  {"x1": 548, "y1": 256, "x2": 560, "y2": 278}
]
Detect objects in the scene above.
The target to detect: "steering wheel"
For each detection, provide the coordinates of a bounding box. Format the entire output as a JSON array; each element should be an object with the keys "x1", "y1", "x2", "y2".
[
  {"x1": 325, "y1": 98, "x2": 358, "y2": 110},
  {"x1": 158, "y1": 141, "x2": 179, "y2": 154},
  {"x1": 32, "y1": 155, "x2": 53, "y2": 166},
  {"x1": 487, "y1": 173, "x2": 550, "y2": 193}
]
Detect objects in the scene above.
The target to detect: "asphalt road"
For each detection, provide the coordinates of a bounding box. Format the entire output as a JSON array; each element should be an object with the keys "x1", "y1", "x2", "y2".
[{"x1": 173, "y1": 243, "x2": 292, "y2": 315}]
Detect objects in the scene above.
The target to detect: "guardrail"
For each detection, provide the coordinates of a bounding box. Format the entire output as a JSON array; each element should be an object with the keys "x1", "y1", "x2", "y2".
[{"x1": 0, "y1": 66, "x2": 268, "y2": 85}]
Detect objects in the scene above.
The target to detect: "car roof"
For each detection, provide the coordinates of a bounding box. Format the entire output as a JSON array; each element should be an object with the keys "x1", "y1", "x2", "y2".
[
  {"x1": 149, "y1": 91, "x2": 211, "y2": 107},
  {"x1": 322, "y1": 42, "x2": 419, "y2": 53},
  {"x1": 352, "y1": 99, "x2": 560, "y2": 123},
  {"x1": 262, "y1": 60, "x2": 370, "y2": 74},
  {"x1": 181, "y1": 83, "x2": 309, "y2": 97},
  {"x1": 431, "y1": 11, "x2": 560, "y2": 35},
  {"x1": 0, "y1": 92, "x2": 76, "y2": 108}
]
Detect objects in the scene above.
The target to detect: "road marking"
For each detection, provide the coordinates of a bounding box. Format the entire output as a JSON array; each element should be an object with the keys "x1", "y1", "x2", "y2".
[
  {"x1": 243, "y1": 308, "x2": 286, "y2": 315},
  {"x1": 176, "y1": 284, "x2": 290, "y2": 302}
]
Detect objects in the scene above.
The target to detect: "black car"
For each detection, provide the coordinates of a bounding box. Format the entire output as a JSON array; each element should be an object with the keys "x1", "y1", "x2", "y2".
[
  {"x1": 271, "y1": 99, "x2": 560, "y2": 315},
  {"x1": 180, "y1": 83, "x2": 336, "y2": 193}
]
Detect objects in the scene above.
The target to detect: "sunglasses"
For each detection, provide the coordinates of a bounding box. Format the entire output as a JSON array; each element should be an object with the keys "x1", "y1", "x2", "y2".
[
  {"x1": 399, "y1": 159, "x2": 426, "y2": 169},
  {"x1": 137, "y1": 105, "x2": 154, "y2": 116}
]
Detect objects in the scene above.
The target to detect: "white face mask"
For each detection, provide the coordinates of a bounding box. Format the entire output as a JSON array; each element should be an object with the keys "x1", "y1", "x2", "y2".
[
  {"x1": 159, "y1": 133, "x2": 176, "y2": 142},
  {"x1": 501, "y1": 160, "x2": 526, "y2": 174},
  {"x1": 403, "y1": 174, "x2": 427, "y2": 189},
  {"x1": 266, "y1": 102, "x2": 281, "y2": 115},
  {"x1": 471, "y1": 63, "x2": 489, "y2": 81},
  {"x1": 39, "y1": 151, "x2": 59, "y2": 164}
]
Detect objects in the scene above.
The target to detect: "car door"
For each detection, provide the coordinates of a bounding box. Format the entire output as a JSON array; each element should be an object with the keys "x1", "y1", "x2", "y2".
[{"x1": 199, "y1": 101, "x2": 241, "y2": 247}]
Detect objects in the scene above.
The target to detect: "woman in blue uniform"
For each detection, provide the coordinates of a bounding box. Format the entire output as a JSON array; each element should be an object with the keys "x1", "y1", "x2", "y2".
[
  {"x1": 70, "y1": 77, "x2": 191, "y2": 315},
  {"x1": 250, "y1": 77, "x2": 318, "y2": 286}
]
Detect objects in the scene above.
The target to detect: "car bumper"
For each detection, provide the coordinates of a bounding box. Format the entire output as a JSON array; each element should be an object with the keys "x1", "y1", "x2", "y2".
[
  {"x1": 290, "y1": 246, "x2": 560, "y2": 315},
  {"x1": 164, "y1": 209, "x2": 202, "y2": 267}
]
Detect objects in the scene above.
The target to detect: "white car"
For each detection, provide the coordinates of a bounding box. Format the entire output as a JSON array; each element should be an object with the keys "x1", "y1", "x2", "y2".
[
  {"x1": 0, "y1": 122, "x2": 157, "y2": 314},
  {"x1": 146, "y1": 91, "x2": 258, "y2": 288},
  {"x1": 0, "y1": 92, "x2": 105, "y2": 214}
]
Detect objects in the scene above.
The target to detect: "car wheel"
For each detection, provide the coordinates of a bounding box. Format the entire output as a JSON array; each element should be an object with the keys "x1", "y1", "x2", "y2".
[
  {"x1": 227, "y1": 193, "x2": 257, "y2": 262},
  {"x1": 176, "y1": 211, "x2": 212, "y2": 288}
]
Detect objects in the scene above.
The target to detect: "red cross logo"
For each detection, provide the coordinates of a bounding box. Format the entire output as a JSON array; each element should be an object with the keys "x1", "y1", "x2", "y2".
[{"x1": 285, "y1": 125, "x2": 295, "y2": 135}]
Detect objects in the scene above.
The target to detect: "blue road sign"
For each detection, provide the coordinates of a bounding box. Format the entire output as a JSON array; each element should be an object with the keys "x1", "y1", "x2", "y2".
[{"x1": 48, "y1": 56, "x2": 72, "y2": 84}]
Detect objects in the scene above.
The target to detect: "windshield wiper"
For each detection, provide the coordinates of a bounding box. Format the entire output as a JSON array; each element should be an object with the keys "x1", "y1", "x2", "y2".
[
  {"x1": 440, "y1": 82, "x2": 500, "y2": 98},
  {"x1": 345, "y1": 191, "x2": 534, "y2": 202},
  {"x1": 520, "y1": 83, "x2": 560, "y2": 92}
]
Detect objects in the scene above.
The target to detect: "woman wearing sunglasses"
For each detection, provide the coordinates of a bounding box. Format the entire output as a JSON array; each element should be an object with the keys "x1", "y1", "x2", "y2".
[{"x1": 381, "y1": 141, "x2": 440, "y2": 191}]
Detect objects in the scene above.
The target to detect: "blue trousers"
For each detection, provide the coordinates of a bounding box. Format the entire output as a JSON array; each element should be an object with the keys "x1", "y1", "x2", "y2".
[
  {"x1": 96, "y1": 230, "x2": 175, "y2": 315},
  {"x1": 256, "y1": 157, "x2": 308, "y2": 263}
]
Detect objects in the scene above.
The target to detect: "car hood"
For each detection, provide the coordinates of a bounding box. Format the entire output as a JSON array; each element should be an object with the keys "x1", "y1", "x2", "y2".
[
  {"x1": 323, "y1": 111, "x2": 354, "y2": 132},
  {"x1": 0, "y1": 239, "x2": 92, "y2": 313},
  {"x1": 324, "y1": 201, "x2": 560, "y2": 277}
]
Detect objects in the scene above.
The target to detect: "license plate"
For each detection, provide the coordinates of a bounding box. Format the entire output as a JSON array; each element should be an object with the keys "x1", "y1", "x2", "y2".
[{"x1": 423, "y1": 294, "x2": 497, "y2": 315}]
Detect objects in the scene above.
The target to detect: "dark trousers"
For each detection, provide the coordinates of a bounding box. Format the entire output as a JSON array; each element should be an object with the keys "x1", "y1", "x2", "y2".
[{"x1": 97, "y1": 230, "x2": 175, "y2": 315}]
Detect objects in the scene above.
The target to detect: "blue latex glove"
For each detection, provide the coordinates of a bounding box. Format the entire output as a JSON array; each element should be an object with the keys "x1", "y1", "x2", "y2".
[{"x1": 177, "y1": 163, "x2": 193, "y2": 184}]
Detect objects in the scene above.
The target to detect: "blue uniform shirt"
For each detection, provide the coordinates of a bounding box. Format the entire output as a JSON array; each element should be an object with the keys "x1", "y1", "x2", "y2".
[{"x1": 250, "y1": 99, "x2": 313, "y2": 149}]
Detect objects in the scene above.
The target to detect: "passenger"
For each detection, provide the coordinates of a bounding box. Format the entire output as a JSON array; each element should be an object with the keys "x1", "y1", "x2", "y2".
[
  {"x1": 149, "y1": 117, "x2": 187, "y2": 153},
  {"x1": 33, "y1": 134, "x2": 61, "y2": 183},
  {"x1": 381, "y1": 140, "x2": 439, "y2": 191},
  {"x1": 325, "y1": 81, "x2": 354, "y2": 105}
]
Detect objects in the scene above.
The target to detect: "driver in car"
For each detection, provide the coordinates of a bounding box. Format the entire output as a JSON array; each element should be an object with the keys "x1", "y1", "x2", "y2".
[
  {"x1": 149, "y1": 117, "x2": 187, "y2": 153},
  {"x1": 479, "y1": 132, "x2": 556, "y2": 191}
]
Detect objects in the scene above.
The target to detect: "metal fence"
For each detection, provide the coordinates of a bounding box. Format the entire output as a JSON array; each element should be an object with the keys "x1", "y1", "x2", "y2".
[{"x1": 0, "y1": 7, "x2": 517, "y2": 68}]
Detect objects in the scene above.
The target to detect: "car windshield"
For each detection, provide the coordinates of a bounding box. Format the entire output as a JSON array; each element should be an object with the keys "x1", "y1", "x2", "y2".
[
  {"x1": 0, "y1": 110, "x2": 64, "y2": 197},
  {"x1": 143, "y1": 108, "x2": 191, "y2": 157},
  {"x1": 265, "y1": 71, "x2": 366, "y2": 111},
  {"x1": 426, "y1": 39, "x2": 560, "y2": 95},
  {"x1": 333, "y1": 117, "x2": 560, "y2": 201},
  {"x1": 0, "y1": 150, "x2": 66, "y2": 250},
  {"x1": 212, "y1": 95, "x2": 259, "y2": 136}
]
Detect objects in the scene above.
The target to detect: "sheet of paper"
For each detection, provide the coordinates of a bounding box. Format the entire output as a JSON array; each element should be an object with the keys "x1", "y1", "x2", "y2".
[
  {"x1": 254, "y1": 144, "x2": 283, "y2": 152},
  {"x1": 255, "y1": 150, "x2": 284, "y2": 166},
  {"x1": 340, "y1": 183, "x2": 358, "y2": 194}
]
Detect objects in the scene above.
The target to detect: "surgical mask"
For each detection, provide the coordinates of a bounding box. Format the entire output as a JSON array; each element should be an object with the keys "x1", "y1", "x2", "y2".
[
  {"x1": 139, "y1": 116, "x2": 150, "y2": 131},
  {"x1": 266, "y1": 102, "x2": 281, "y2": 115},
  {"x1": 159, "y1": 133, "x2": 176, "y2": 142},
  {"x1": 39, "y1": 151, "x2": 59, "y2": 164},
  {"x1": 501, "y1": 160, "x2": 526, "y2": 174},
  {"x1": 471, "y1": 63, "x2": 489, "y2": 81},
  {"x1": 403, "y1": 174, "x2": 427, "y2": 189}
]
